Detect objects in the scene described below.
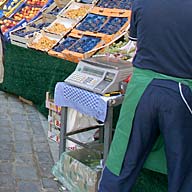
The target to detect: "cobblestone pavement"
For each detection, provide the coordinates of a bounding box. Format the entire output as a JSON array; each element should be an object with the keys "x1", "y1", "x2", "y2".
[{"x1": 0, "y1": 91, "x2": 68, "y2": 192}]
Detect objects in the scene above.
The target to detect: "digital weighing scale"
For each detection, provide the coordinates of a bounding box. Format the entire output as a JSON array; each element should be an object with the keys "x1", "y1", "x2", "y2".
[{"x1": 65, "y1": 56, "x2": 133, "y2": 95}]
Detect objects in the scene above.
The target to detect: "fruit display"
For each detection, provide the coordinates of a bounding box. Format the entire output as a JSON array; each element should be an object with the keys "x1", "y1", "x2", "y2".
[
  {"x1": 52, "y1": 36, "x2": 78, "y2": 52},
  {"x1": 46, "y1": 23, "x2": 68, "y2": 34},
  {"x1": 44, "y1": 17, "x2": 76, "y2": 36},
  {"x1": 76, "y1": 13, "x2": 107, "y2": 32},
  {"x1": 96, "y1": 0, "x2": 132, "y2": 10},
  {"x1": 65, "y1": 6, "x2": 87, "y2": 19},
  {"x1": 98, "y1": 17, "x2": 128, "y2": 35},
  {"x1": 28, "y1": 35, "x2": 57, "y2": 50},
  {"x1": 28, "y1": 20, "x2": 51, "y2": 29},
  {"x1": 46, "y1": 6, "x2": 63, "y2": 16},
  {"x1": 9, "y1": 26, "x2": 39, "y2": 47},
  {"x1": 2, "y1": 0, "x2": 23, "y2": 15},
  {"x1": 11, "y1": 5, "x2": 41, "y2": 21},
  {"x1": 10, "y1": 27, "x2": 39, "y2": 37},
  {"x1": 96, "y1": 0, "x2": 119, "y2": 9},
  {"x1": 67, "y1": 35, "x2": 101, "y2": 53},
  {"x1": 59, "y1": 2, "x2": 92, "y2": 20},
  {"x1": 26, "y1": 0, "x2": 48, "y2": 7},
  {"x1": 64, "y1": 6, "x2": 89, "y2": 19},
  {"x1": 118, "y1": 0, "x2": 132, "y2": 10},
  {"x1": 0, "y1": 0, "x2": 8, "y2": 7},
  {"x1": 0, "y1": 18, "x2": 19, "y2": 33},
  {"x1": 97, "y1": 35, "x2": 136, "y2": 61}
]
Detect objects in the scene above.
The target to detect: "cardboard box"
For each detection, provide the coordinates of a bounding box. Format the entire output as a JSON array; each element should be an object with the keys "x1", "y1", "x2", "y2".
[
  {"x1": 46, "y1": 92, "x2": 61, "y2": 143},
  {"x1": 48, "y1": 113, "x2": 61, "y2": 143},
  {"x1": 49, "y1": 32, "x2": 106, "y2": 62},
  {"x1": 61, "y1": 32, "x2": 106, "y2": 63},
  {"x1": 71, "y1": 10, "x2": 131, "y2": 46},
  {"x1": 48, "y1": 37, "x2": 67, "y2": 59},
  {"x1": 46, "y1": 92, "x2": 61, "y2": 113}
]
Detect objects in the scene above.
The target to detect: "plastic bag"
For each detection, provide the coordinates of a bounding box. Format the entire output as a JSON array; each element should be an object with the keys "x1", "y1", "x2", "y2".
[{"x1": 66, "y1": 108, "x2": 100, "y2": 150}]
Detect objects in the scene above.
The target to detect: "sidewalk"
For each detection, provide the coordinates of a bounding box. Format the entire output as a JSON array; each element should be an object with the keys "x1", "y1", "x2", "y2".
[{"x1": 0, "y1": 91, "x2": 67, "y2": 192}]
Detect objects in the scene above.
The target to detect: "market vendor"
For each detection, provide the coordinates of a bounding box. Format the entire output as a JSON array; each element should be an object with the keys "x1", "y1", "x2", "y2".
[
  {"x1": 98, "y1": 0, "x2": 192, "y2": 191},
  {"x1": 0, "y1": 29, "x2": 4, "y2": 83}
]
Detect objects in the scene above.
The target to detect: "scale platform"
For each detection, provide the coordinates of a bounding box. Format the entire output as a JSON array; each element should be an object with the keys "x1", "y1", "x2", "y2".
[{"x1": 65, "y1": 56, "x2": 133, "y2": 95}]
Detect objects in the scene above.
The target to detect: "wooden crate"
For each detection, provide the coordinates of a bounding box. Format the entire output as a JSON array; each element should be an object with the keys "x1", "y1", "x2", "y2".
[
  {"x1": 44, "y1": 16, "x2": 76, "y2": 37},
  {"x1": 27, "y1": 15, "x2": 55, "y2": 30},
  {"x1": 58, "y1": 1, "x2": 93, "y2": 21},
  {"x1": 27, "y1": 30, "x2": 61, "y2": 52},
  {"x1": 54, "y1": 0, "x2": 71, "y2": 8},
  {"x1": 10, "y1": 26, "x2": 39, "y2": 48},
  {"x1": 42, "y1": 1, "x2": 66, "y2": 19}
]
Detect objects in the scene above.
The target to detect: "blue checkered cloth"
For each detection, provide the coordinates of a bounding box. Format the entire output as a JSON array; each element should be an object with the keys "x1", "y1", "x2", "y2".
[{"x1": 54, "y1": 82, "x2": 107, "y2": 122}]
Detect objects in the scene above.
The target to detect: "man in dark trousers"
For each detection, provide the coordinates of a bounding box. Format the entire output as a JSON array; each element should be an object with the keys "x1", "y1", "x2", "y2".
[{"x1": 98, "y1": 0, "x2": 192, "y2": 191}]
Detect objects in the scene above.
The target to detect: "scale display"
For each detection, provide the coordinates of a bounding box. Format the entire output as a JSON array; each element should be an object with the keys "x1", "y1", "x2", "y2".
[{"x1": 65, "y1": 56, "x2": 133, "y2": 95}]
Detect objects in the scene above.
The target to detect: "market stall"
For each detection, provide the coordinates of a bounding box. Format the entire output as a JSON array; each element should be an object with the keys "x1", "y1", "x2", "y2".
[
  {"x1": 0, "y1": 0, "x2": 169, "y2": 191},
  {"x1": 0, "y1": 42, "x2": 168, "y2": 192}
]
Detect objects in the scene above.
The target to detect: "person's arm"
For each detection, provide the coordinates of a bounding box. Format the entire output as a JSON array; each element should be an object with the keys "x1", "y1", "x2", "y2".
[{"x1": 129, "y1": 1, "x2": 138, "y2": 42}]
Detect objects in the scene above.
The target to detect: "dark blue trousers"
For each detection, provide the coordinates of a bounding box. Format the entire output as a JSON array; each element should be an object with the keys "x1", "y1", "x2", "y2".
[{"x1": 98, "y1": 79, "x2": 192, "y2": 192}]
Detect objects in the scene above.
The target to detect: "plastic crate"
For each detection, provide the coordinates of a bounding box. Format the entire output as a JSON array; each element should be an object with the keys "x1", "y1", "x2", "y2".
[
  {"x1": 0, "y1": 0, "x2": 7, "y2": 7},
  {"x1": 1, "y1": 18, "x2": 27, "y2": 41},
  {"x1": 52, "y1": 147, "x2": 102, "y2": 192},
  {"x1": 2, "y1": 0, "x2": 25, "y2": 17},
  {"x1": 25, "y1": 0, "x2": 52, "y2": 8},
  {"x1": 9, "y1": 3, "x2": 42, "y2": 22}
]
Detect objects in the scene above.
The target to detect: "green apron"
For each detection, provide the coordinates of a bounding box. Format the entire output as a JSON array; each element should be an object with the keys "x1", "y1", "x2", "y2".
[{"x1": 106, "y1": 67, "x2": 192, "y2": 176}]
